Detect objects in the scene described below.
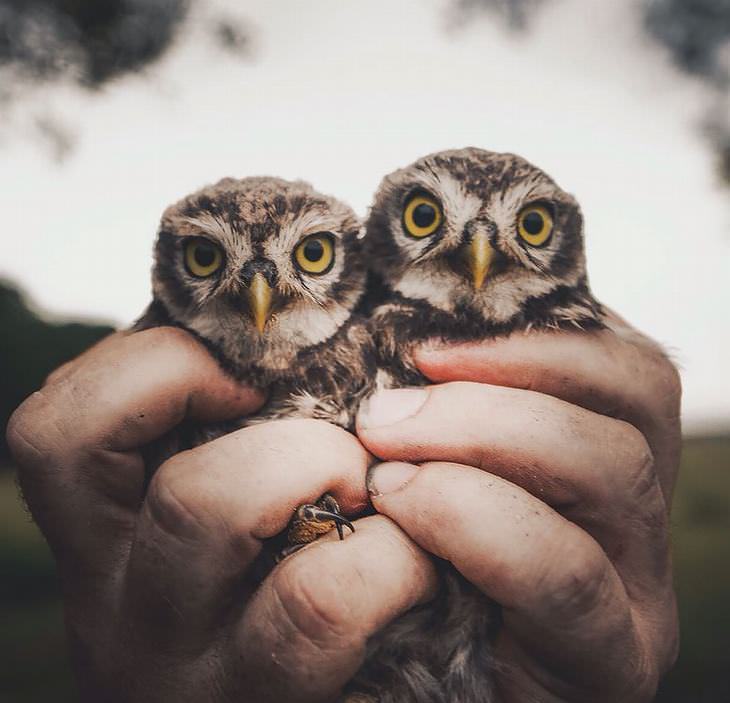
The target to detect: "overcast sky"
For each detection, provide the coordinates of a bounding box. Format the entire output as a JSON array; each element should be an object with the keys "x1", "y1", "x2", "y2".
[{"x1": 1, "y1": 0, "x2": 728, "y2": 429}]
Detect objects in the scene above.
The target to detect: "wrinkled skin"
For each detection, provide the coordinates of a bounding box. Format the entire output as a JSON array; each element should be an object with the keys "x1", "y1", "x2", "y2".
[{"x1": 7, "y1": 310, "x2": 680, "y2": 702}]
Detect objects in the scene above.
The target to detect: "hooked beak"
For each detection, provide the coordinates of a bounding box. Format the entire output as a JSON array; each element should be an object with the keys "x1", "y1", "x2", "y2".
[
  {"x1": 247, "y1": 272, "x2": 272, "y2": 334},
  {"x1": 464, "y1": 230, "x2": 494, "y2": 290}
]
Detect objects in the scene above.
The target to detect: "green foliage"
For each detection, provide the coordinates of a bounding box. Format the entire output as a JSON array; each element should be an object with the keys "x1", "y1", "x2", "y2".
[
  {"x1": 656, "y1": 436, "x2": 730, "y2": 702},
  {"x1": 0, "y1": 281, "x2": 114, "y2": 460},
  {"x1": 0, "y1": 471, "x2": 76, "y2": 701}
]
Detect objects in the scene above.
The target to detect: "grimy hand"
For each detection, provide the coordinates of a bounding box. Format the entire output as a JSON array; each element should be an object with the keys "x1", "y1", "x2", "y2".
[
  {"x1": 357, "y1": 311, "x2": 681, "y2": 703},
  {"x1": 7, "y1": 328, "x2": 437, "y2": 703}
]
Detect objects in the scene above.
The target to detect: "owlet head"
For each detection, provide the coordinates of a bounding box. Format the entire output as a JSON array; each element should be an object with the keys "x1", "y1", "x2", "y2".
[
  {"x1": 366, "y1": 148, "x2": 596, "y2": 326},
  {"x1": 151, "y1": 177, "x2": 365, "y2": 373}
]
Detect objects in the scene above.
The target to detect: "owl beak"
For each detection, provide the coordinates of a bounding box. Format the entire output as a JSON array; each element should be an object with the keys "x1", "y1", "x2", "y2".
[
  {"x1": 247, "y1": 272, "x2": 273, "y2": 334},
  {"x1": 465, "y1": 230, "x2": 494, "y2": 289}
]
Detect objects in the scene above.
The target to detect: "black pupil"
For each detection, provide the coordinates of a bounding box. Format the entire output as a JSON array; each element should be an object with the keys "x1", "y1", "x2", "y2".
[
  {"x1": 412, "y1": 203, "x2": 436, "y2": 229},
  {"x1": 194, "y1": 244, "x2": 216, "y2": 267},
  {"x1": 523, "y1": 211, "x2": 544, "y2": 236},
  {"x1": 303, "y1": 239, "x2": 324, "y2": 262}
]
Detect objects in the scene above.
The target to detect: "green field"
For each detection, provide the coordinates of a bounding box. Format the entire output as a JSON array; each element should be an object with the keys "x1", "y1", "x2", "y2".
[{"x1": 1, "y1": 435, "x2": 729, "y2": 702}]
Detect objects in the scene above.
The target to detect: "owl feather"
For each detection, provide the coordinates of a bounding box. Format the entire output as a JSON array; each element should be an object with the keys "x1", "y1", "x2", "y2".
[
  {"x1": 134, "y1": 176, "x2": 376, "y2": 563},
  {"x1": 342, "y1": 148, "x2": 605, "y2": 703}
]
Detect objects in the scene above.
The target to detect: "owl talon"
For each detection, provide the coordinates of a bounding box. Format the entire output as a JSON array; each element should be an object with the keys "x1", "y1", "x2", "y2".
[
  {"x1": 300, "y1": 506, "x2": 354, "y2": 540},
  {"x1": 285, "y1": 494, "x2": 355, "y2": 549},
  {"x1": 276, "y1": 542, "x2": 307, "y2": 562}
]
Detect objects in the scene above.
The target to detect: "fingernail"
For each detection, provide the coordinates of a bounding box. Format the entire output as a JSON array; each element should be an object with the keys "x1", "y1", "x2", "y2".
[
  {"x1": 367, "y1": 462, "x2": 419, "y2": 497},
  {"x1": 358, "y1": 388, "x2": 428, "y2": 430}
]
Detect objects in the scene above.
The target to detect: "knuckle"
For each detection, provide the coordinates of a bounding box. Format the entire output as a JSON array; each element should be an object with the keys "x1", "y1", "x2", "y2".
[
  {"x1": 44, "y1": 360, "x2": 74, "y2": 387},
  {"x1": 646, "y1": 346, "x2": 682, "y2": 414},
  {"x1": 6, "y1": 390, "x2": 61, "y2": 467},
  {"x1": 6, "y1": 395, "x2": 40, "y2": 463},
  {"x1": 273, "y1": 557, "x2": 361, "y2": 647},
  {"x1": 145, "y1": 455, "x2": 216, "y2": 539},
  {"x1": 623, "y1": 651, "x2": 660, "y2": 703},
  {"x1": 644, "y1": 588, "x2": 680, "y2": 678},
  {"x1": 658, "y1": 618, "x2": 680, "y2": 678},
  {"x1": 663, "y1": 623, "x2": 680, "y2": 674},
  {"x1": 543, "y1": 541, "x2": 610, "y2": 619},
  {"x1": 615, "y1": 426, "x2": 668, "y2": 527},
  {"x1": 620, "y1": 425, "x2": 654, "y2": 477},
  {"x1": 659, "y1": 357, "x2": 682, "y2": 397}
]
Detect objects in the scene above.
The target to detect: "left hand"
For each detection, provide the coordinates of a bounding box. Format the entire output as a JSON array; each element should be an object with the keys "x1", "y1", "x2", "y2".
[{"x1": 356, "y1": 311, "x2": 681, "y2": 703}]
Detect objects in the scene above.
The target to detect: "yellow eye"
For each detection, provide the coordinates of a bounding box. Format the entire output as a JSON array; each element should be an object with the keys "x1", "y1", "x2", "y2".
[
  {"x1": 294, "y1": 233, "x2": 335, "y2": 275},
  {"x1": 184, "y1": 238, "x2": 223, "y2": 277},
  {"x1": 403, "y1": 193, "x2": 442, "y2": 238},
  {"x1": 517, "y1": 204, "x2": 554, "y2": 247}
]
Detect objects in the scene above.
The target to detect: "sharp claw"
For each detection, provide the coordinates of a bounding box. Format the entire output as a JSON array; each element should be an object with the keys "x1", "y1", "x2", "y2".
[
  {"x1": 308, "y1": 508, "x2": 354, "y2": 539},
  {"x1": 277, "y1": 542, "x2": 307, "y2": 562}
]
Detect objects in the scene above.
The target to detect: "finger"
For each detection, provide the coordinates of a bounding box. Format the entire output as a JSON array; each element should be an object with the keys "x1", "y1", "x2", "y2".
[
  {"x1": 124, "y1": 419, "x2": 371, "y2": 639},
  {"x1": 356, "y1": 382, "x2": 670, "y2": 591},
  {"x1": 414, "y1": 321, "x2": 681, "y2": 499},
  {"x1": 367, "y1": 461, "x2": 664, "y2": 698},
  {"x1": 7, "y1": 327, "x2": 264, "y2": 576},
  {"x1": 43, "y1": 330, "x2": 126, "y2": 386},
  {"x1": 237, "y1": 515, "x2": 438, "y2": 703}
]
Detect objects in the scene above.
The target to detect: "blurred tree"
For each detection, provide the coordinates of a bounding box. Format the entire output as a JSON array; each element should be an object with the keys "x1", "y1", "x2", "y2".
[
  {"x1": 452, "y1": 0, "x2": 730, "y2": 186},
  {"x1": 0, "y1": 0, "x2": 191, "y2": 86},
  {"x1": 452, "y1": 0, "x2": 547, "y2": 30},
  {"x1": 0, "y1": 0, "x2": 252, "y2": 159},
  {"x1": 643, "y1": 0, "x2": 730, "y2": 184},
  {"x1": 644, "y1": 0, "x2": 730, "y2": 81},
  {"x1": 0, "y1": 281, "x2": 114, "y2": 462}
]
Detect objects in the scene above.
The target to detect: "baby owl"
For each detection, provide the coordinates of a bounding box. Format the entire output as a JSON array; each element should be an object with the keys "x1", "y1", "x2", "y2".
[
  {"x1": 343, "y1": 148, "x2": 604, "y2": 703},
  {"x1": 135, "y1": 176, "x2": 374, "y2": 548}
]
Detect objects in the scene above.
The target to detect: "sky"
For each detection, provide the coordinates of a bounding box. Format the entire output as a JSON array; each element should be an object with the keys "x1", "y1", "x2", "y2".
[{"x1": 1, "y1": 0, "x2": 728, "y2": 430}]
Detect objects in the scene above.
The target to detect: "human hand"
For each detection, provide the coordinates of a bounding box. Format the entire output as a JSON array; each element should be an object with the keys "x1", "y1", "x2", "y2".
[
  {"x1": 356, "y1": 311, "x2": 681, "y2": 702},
  {"x1": 7, "y1": 328, "x2": 437, "y2": 703}
]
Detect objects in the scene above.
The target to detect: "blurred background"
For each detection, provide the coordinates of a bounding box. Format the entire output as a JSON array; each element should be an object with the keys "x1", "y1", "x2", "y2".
[{"x1": 0, "y1": 1, "x2": 728, "y2": 700}]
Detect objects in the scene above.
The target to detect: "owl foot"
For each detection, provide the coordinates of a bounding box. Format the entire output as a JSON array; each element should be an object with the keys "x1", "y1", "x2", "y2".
[{"x1": 280, "y1": 494, "x2": 354, "y2": 560}]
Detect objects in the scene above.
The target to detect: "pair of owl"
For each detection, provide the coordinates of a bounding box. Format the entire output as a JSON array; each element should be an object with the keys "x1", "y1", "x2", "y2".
[{"x1": 136, "y1": 147, "x2": 603, "y2": 703}]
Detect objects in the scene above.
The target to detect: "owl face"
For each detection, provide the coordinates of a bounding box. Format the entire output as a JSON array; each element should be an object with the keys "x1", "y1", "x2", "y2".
[
  {"x1": 366, "y1": 148, "x2": 592, "y2": 326},
  {"x1": 151, "y1": 177, "x2": 365, "y2": 373}
]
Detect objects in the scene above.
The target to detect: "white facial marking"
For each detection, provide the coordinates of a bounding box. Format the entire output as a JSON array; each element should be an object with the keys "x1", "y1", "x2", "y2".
[
  {"x1": 394, "y1": 266, "x2": 457, "y2": 311},
  {"x1": 265, "y1": 208, "x2": 348, "y2": 301},
  {"x1": 183, "y1": 293, "x2": 355, "y2": 372},
  {"x1": 180, "y1": 213, "x2": 242, "y2": 252},
  {"x1": 435, "y1": 173, "x2": 483, "y2": 241},
  {"x1": 389, "y1": 171, "x2": 482, "y2": 263},
  {"x1": 470, "y1": 266, "x2": 582, "y2": 323}
]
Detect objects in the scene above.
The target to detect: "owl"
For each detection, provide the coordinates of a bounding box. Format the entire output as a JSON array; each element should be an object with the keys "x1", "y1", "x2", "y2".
[
  {"x1": 343, "y1": 148, "x2": 604, "y2": 703},
  {"x1": 135, "y1": 176, "x2": 375, "y2": 550}
]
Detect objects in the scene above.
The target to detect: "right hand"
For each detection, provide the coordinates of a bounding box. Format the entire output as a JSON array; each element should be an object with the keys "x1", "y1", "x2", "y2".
[{"x1": 7, "y1": 328, "x2": 437, "y2": 702}]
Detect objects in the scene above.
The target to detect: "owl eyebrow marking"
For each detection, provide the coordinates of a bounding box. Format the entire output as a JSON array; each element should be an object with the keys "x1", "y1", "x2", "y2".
[
  {"x1": 420, "y1": 161, "x2": 441, "y2": 183},
  {"x1": 181, "y1": 213, "x2": 237, "y2": 246}
]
